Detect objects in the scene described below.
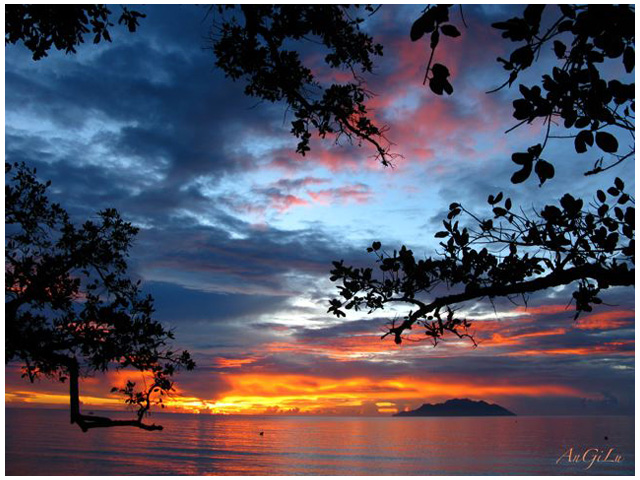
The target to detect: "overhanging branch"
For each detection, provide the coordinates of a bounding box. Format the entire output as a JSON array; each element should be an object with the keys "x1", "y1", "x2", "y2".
[{"x1": 383, "y1": 263, "x2": 634, "y2": 344}]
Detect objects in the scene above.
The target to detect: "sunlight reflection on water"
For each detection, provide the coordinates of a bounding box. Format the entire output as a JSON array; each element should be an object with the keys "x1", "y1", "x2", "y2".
[{"x1": 5, "y1": 408, "x2": 634, "y2": 475}]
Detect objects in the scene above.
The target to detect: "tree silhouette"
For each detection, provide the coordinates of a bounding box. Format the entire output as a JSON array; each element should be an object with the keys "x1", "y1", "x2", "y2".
[
  {"x1": 213, "y1": 5, "x2": 634, "y2": 344},
  {"x1": 212, "y1": 5, "x2": 397, "y2": 166},
  {"x1": 411, "y1": 4, "x2": 634, "y2": 180},
  {"x1": 6, "y1": 163, "x2": 194, "y2": 431},
  {"x1": 5, "y1": 4, "x2": 145, "y2": 60}
]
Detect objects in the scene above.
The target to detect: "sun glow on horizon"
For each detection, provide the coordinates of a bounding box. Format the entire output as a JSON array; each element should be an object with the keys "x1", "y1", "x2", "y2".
[{"x1": 6, "y1": 372, "x2": 591, "y2": 417}]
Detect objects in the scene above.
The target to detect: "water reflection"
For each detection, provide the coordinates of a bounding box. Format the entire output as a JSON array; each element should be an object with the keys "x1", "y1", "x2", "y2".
[{"x1": 5, "y1": 409, "x2": 634, "y2": 475}]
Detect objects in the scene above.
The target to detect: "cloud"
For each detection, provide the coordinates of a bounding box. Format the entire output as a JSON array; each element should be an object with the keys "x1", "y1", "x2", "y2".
[
  {"x1": 145, "y1": 281, "x2": 289, "y2": 324},
  {"x1": 5, "y1": 5, "x2": 634, "y2": 417},
  {"x1": 133, "y1": 217, "x2": 370, "y2": 297},
  {"x1": 573, "y1": 310, "x2": 634, "y2": 331},
  {"x1": 307, "y1": 184, "x2": 372, "y2": 205},
  {"x1": 174, "y1": 372, "x2": 587, "y2": 415}
]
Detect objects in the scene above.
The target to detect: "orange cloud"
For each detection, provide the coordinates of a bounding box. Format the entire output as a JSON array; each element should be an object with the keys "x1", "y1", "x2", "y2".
[
  {"x1": 190, "y1": 373, "x2": 586, "y2": 415},
  {"x1": 263, "y1": 332, "x2": 433, "y2": 361},
  {"x1": 270, "y1": 144, "x2": 364, "y2": 173},
  {"x1": 265, "y1": 192, "x2": 309, "y2": 212},
  {"x1": 484, "y1": 328, "x2": 568, "y2": 347},
  {"x1": 6, "y1": 368, "x2": 588, "y2": 416},
  {"x1": 307, "y1": 184, "x2": 371, "y2": 205},
  {"x1": 515, "y1": 304, "x2": 572, "y2": 316},
  {"x1": 213, "y1": 357, "x2": 259, "y2": 368},
  {"x1": 574, "y1": 310, "x2": 634, "y2": 330}
]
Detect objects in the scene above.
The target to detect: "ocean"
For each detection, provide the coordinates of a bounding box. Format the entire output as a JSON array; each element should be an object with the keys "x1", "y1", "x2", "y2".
[{"x1": 5, "y1": 408, "x2": 634, "y2": 475}]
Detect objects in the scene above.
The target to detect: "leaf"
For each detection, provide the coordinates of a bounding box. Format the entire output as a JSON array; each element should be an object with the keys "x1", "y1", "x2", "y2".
[
  {"x1": 614, "y1": 207, "x2": 624, "y2": 221},
  {"x1": 429, "y1": 63, "x2": 453, "y2": 95},
  {"x1": 625, "y1": 207, "x2": 635, "y2": 226},
  {"x1": 410, "y1": 22, "x2": 425, "y2": 42},
  {"x1": 596, "y1": 190, "x2": 606, "y2": 203},
  {"x1": 429, "y1": 78, "x2": 444, "y2": 95},
  {"x1": 435, "y1": 231, "x2": 449, "y2": 238},
  {"x1": 511, "y1": 162, "x2": 533, "y2": 184},
  {"x1": 527, "y1": 143, "x2": 543, "y2": 157},
  {"x1": 511, "y1": 152, "x2": 532, "y2": 165},
  {"x1": 623, "y1": 46, "x2": 634, "y2": 73},
  {"x1": 595, "y1": 131, "x2": 618, "y2": 153},
  {"x1": 510, "y1": 46, "x2": 534, "y2": 68},
  {"x1": 574, "y1": 130, "x2": 593, "y2": 153},
  {"x1": 493, "y1": 207, "x2": 507, "y2": 217},
  {"x1": 559, "y1": 4, "x2": 576, "y2": 19},
  {"x1": 430, "y1": 29, "x2": 440, "y2": 49},
  {"x1": 491, "y1": 21, "x2": 510, "y2": 30},
  {"x1": 560, "y1": 193, "x2": 582, "y2": 215},
  {"x1": 431, "y1": 63, "x2": 449, "y2": 79},
  {"x1": 512, "y1": 98, "x2": 532, "y2": 120},
  {"x1": 410, "y1": 13, "x2": 433, "y2": 41},
  {"x1": 574, "y1": 117, "x2": 590, "y2": 129},
  {"x1": 614, "y1": 177, "x2": 625, "y2": 191},
  {"x1": 534, "y1": 160, "x2": 555, "y2": 186},
  {"x1": 558, "y1": 20, "x2": 573, "y2": 32},
  {"x1": 431, "y1": 5, "x2": 450, "y2": 24},
  {"x1": 553, "y1": 40, "x2": 566, "y2": 59},
  {"x1": 371, "y1": 241, "x2": 381, "y2": 251},
  {"x1": 523, "y1": 4, "x2": 545, "y2": 28},
  {"x1": 441, "y1": 24, "x2": 461, "y2": 37}
]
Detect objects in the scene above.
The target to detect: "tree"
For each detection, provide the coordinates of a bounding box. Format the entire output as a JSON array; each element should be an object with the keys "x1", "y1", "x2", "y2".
[
  {"x1": 213, "y1": 5, "x2": 634, "y2": 344},
  {"x1": 6, "y1": 162, "x2": 194, "y2": 431},
  {"x1": 212, "y1": 5, "x2": 396, "y2": 165},
  {"x1": 5, "y1": 4, "x2": 145, "y2": 60}
]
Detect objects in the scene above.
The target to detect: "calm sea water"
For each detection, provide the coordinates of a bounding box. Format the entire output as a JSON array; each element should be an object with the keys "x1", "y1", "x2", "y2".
[{"x1": 5, "y1": 408, "x2": 634, "y2": 475}]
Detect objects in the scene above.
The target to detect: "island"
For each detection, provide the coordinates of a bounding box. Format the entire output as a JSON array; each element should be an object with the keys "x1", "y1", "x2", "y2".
[{"x1": 393, "y1": 398, "x2": 516, "y2": 417}]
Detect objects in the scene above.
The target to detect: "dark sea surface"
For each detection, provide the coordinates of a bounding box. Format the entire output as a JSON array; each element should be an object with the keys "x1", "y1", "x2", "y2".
[{"x1": 5, "y1": 408, "x2": 634, "y2": 475}]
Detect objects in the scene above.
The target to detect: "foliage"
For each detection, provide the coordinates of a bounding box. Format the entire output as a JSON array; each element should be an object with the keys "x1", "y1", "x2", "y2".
[
  {"x1": 214, "y1": 5, "x2": 635, "y2": 345},
  {"x1": 414, "y1": 4, "x2": 634, "y2": 184},
  {"x1": 211, "y1": 5, "x2": 399, "y2": 165},
  {"x1": 5, "y1": 162, "x2": 194, "y2": 431},
  {"x1": 328, "y1": 179, "x2": 634, "y2": 344},
  {"x1": 410, "y1": 4, "x2": 461, "y2": 93},
  {"x1": 329, "y1": 4, "x2": 635, "y2": 344},
  {"x1": 5, "y1": 4, "x2": 145, "y2": 60}
]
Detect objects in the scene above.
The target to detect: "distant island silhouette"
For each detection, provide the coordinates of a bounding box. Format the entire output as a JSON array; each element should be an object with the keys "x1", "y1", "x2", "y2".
[{"x1": 394, "y1": 398, "x2": 516, "y2": 417}]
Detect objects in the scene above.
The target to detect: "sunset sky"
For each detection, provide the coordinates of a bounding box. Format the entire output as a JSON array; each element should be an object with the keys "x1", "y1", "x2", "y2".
[{"x1": 5, "y1": 5, "x2": 634, "y2": 417}]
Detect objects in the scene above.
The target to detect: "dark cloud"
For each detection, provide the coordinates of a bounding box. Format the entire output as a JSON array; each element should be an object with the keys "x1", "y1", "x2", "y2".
[
  {"x1": 133, "y1": 221, "x2": 366, "y2": 294},
  {"x1": 5, "y1": 7, "x2": 291, "y2": 222},
  {"x1": 145, "y1": 281, "x2": 289, "y2": 324}
]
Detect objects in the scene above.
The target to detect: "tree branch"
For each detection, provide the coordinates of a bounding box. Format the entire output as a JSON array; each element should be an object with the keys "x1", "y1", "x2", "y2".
[{"x1": 384, "y1": 263, "x2": 633, "y2": 344}]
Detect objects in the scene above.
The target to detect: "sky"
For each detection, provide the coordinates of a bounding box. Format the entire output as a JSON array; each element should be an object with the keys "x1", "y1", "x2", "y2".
[{"x1": 5, "y1": 5, "x2": 635, "y2": 416}]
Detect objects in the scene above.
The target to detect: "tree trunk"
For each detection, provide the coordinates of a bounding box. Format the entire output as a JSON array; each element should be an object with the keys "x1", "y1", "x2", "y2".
[
  {"x1": 65, "y1": 357, "x2": 163, "y2": 432},
  {"x1": 68, "y1": 357, "x2": 81, "y2": 425}
]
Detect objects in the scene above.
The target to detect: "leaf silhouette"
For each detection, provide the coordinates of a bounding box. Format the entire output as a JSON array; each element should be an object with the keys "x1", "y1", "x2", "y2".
[{"x1": 595, "y1": 131, "x2": 619, "y2": 153}]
